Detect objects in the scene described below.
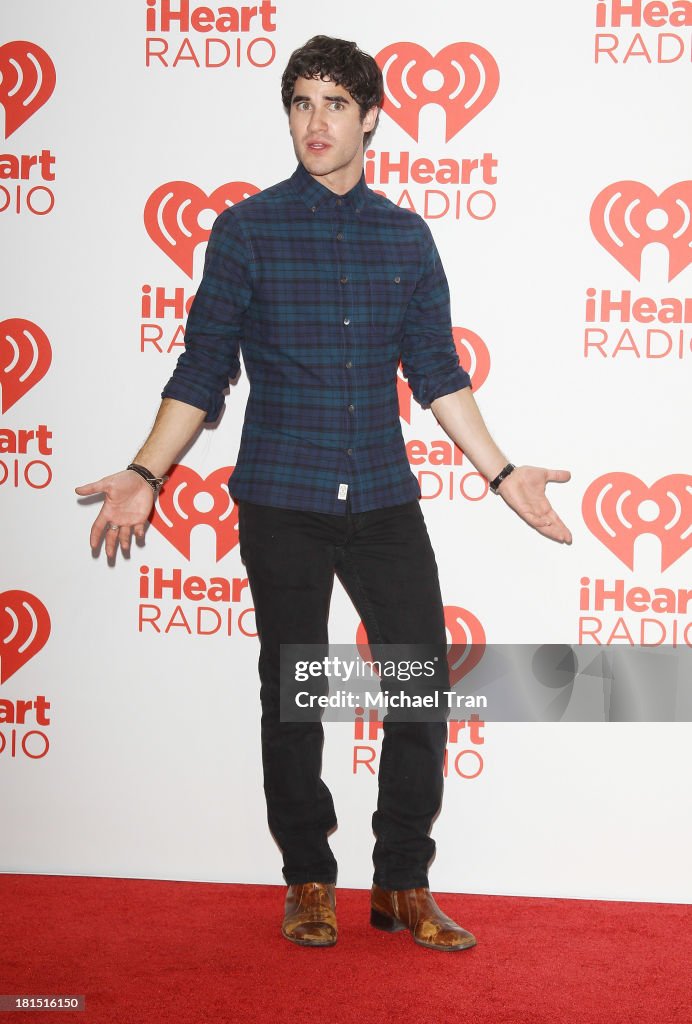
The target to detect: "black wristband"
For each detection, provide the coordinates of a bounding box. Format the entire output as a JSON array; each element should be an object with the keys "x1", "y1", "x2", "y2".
[
  {"x1": 127, "y1": 463, "x2": 165, "y2": 496},
  {"x1": 489, "y1": 463, "x2": 515, "y2": 494}
]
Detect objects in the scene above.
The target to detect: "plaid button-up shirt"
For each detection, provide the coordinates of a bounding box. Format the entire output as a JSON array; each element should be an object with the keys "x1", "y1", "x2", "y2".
[{"x1": 162, "y1": 163, "x2": 471, "y2": 514}]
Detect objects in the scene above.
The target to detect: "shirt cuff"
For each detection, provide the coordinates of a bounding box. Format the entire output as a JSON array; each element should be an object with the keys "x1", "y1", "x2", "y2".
[
  {"x1": 160, "y1": 381, "x2": 225, "y2": 424},
  {"x1": 424, "y1": 366, "x2": 472, "y2": 406}
]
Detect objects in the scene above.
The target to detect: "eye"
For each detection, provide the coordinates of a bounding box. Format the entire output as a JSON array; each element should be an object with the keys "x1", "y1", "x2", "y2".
[{"x1": 330, "y1": 101, "x2": 345, "y2": 111}]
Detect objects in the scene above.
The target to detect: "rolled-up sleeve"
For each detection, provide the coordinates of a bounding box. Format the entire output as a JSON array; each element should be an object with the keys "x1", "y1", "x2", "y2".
[
  {"x1": 161, "y1": 209, "x2": 253, "y2": 423},
  {"x1": 400, "y1": 226, "x2": 471, "y2": 407}
]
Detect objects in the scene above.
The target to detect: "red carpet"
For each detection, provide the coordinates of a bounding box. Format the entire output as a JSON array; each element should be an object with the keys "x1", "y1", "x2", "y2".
[{"x1": 0, "y1": 875, "x2": 689, "y2": 1023}]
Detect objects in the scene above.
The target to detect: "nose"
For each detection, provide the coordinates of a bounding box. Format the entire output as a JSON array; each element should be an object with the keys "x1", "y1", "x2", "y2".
[{"x1": 307, "y1": 106, "x2": 328, "y2": 133}]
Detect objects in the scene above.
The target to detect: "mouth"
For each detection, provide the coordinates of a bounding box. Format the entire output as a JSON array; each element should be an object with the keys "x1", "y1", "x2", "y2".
[{"x1": 306, "y1": 141, "x2": 331, "y2": 152}]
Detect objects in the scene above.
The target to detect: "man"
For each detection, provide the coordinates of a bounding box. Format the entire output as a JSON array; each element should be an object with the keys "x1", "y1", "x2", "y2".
[{"x1": 77, "y1": 35, "x2": 571, "y2": 952}]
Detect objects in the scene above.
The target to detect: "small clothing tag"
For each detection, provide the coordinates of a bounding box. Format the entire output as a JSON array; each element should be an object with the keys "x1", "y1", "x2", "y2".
[{"x1": 338, "y1": 483, "x2": 349, "y2": 500}]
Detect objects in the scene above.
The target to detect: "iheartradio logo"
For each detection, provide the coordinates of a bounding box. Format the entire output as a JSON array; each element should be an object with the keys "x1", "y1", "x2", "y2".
[
  {"x1": 0, "y1": 318, "x2": 52, "y2": 413},
  {"x1": 376, "y1": 42, "x2": 499, "y2": 143},
  {"x1": 398, "y1": 327, "x2": 490, "y2": 424},
  {"x1": 0, "y1": 590, "x2": 51, "y2": 685},
  {"x1": 582, "y1": 473, "x2": 692, "y2": 572},
  {"x1": 590, "y1": 181, "x2": 692, "y2": 282},
  {"x1": 0, "y1": 41, "x2": 55, "y2": 139},
  {"x1": 149, "y1": 463, "x2": 239, "y2": 561},
  {"x1": 144, "y1": 180, "x2": 260, "y2": 278},
  {"x1": 355, "y1": 605, "x2": 485, "y2": 686}
]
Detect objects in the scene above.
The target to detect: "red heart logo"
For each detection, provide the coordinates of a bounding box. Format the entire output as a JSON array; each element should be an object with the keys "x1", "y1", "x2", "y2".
[
  {"x1": 144, "y1": 181, "x2": 260, "y2": 278},
  {"x1": 0, "y1": 318, "x2": 52, "y2": 413},
  {"x1": 149, "y1": 464, "x2": 239, "y2": 561},
  {"x1": 0, "y1": 590, "x2": 51, "y2": 685},
  {"x1": 355, "y1": 605, "x2": 485, "y2": 687},
  {"x1": 590, "y1": 180, "x2": 692, "y2": 282},
  {"x1": 377, "y1": 41, "x2": 499, "y2": 142},
  {"x1": 0, "y1": 41, "x2": 56, "y2": 139},
  {"x1": 398, "y1": 326, "x2": 490, "y2": 424},
  {"x1": 582, "y1": 472, "x2": 692, "y2": 572}
]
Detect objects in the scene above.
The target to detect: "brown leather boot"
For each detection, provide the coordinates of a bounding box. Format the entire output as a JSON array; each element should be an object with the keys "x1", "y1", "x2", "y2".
[
  {"x1": 370, "y1": 885, "x2": 476, "y2": 951},
  {"x1": 281, "y1": 882, "x2": 337, "y2": 947}
]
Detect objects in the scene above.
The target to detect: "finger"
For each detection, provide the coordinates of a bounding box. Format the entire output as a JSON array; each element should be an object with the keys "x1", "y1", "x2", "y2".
[
  {"x1": 554, "y1": 517, "x2": 573, "y2": 544},
  {"x1": 539, "y1": 501, "x2": 573, "y2": 543},
  {"x1": 545, "y1": 469, "x2": 571, "y2": 484},
  {"x1": 537, "y1": 513, "x2": 572, "y2": 544},
  {"x1": 104, "y1": 521, "x2": 121, "y2": 560},
  {"x1": 75, "y1": 479, "x2": 107, "y2": 496},
  {"x1": 541, "y1": 527, "x2": 572, "y2": 544},
  {"x1": 119, "y1": 525, "x2": 133, "y2": 555},
  {"x1": 89, "y1": 508, "x2": 113, "y2": 550},
  {"x1": 133, "y1": 523, "x2": 147, "y2": 542}
]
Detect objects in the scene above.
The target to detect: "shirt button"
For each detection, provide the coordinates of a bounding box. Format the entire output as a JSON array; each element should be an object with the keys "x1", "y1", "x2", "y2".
[
  {"x1": 346, "y1": 448, "x2": 353, "y2": 456},
  {"x1": 345, "y1": 360, "x2": 352, "y2": 369},
  {"x1": 394, "y1": 275, "x2": 401, "y2": 283},
  {"x1": 336, "y1": 198, "x2": 343, "y2": 206},
  {"x1": 336, "y1": 232, "x2": 344, "y2": 241},
  {"x1": 348, "y1": 404, "x2": 355, "y2": 413},
  {"x1": 343, "y1": 317, "x2": 350, "y2": 326},
  {"x1": 340, "y1": 276, "x2": 348, "y2": 284},
  {"x1": 311, "y1": 206, "x2": 317, "y2": 213}
]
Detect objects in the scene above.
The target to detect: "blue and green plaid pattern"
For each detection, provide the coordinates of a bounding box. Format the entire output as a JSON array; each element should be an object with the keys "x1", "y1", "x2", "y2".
[{"x1": 162, "y1": 163, "x2": 470, "y2": 514}]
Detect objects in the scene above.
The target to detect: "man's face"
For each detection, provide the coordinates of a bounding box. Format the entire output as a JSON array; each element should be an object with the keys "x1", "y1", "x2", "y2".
[{"x1": 288, "y1": 76, "x2": 378, "y2": 195}]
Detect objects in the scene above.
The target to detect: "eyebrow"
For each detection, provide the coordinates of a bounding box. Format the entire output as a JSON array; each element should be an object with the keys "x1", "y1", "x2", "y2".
[{"x1": 291, "y1": 93, "x2": 351, "y2": 105}]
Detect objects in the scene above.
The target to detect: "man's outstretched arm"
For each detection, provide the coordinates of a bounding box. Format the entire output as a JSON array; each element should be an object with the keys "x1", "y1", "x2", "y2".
[
  {"x1": 75, "y1": 398, "x2": 206, "y2": 560},
  {"x1": 431, "y1": 387, "x2": 572, "y2": 545}
]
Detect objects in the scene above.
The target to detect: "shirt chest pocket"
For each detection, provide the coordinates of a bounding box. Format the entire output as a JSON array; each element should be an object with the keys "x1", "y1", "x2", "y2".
[{"x1": 367, "y1": 267, "x2": 416, "y2": 334}]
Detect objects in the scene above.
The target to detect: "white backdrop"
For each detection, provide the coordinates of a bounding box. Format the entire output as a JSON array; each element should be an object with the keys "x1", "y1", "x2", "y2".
[{"x1": 1, "y1": 0, "x2": 691, "y2": 903}]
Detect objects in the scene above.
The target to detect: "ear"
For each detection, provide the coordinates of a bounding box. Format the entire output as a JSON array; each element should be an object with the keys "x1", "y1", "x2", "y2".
[{"x1": 362, "y1": 106, "x2": 379, "y2": 134}]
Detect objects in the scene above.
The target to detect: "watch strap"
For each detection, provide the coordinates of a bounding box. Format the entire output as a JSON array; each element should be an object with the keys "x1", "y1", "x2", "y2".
[{"x1": 489, "y1": 463, "x2": 515, "y2": 494}]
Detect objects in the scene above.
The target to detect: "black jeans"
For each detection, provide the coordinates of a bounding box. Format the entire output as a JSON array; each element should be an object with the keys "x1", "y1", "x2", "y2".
[{"x1": 237, "y1": 499, "x2": 449, "y2": 890}]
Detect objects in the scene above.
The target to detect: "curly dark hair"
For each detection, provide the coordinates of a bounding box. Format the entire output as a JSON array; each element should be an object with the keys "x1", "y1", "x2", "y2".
[{"x1": 281, "y1": 35, "x2": 384, "y2": 147}]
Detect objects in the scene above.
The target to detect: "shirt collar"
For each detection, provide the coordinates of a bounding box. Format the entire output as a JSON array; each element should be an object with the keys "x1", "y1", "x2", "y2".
[{"x1": 290, "y1": 162, "x2": 368, "y2": 214}]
